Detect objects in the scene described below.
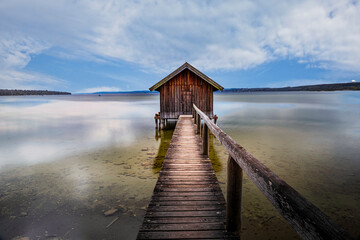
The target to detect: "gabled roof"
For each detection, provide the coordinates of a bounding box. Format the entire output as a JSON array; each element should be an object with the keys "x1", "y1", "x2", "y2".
[{"x1": 149, "y1": 62, "x2": 224, "y2": 92}]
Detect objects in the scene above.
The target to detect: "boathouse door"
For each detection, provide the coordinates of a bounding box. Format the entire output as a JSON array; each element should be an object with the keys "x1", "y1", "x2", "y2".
[{"x1": 181, "y1": 91, "x2": 192, "y2": 114}]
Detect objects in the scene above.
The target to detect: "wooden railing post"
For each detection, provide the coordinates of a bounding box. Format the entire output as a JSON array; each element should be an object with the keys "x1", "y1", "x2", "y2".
[
  {"x1": 196, "y1": 114, "x2": 201, "y2": 134},
  {"x1": 213, "y1": 114, "x2": 218, "y2": 125},
  {"x1": 202, "y1": 123, "x2": 209, "y2": 156},
  {"x1": 226, "y1": 155, "x2": 243, "y2": 234}
]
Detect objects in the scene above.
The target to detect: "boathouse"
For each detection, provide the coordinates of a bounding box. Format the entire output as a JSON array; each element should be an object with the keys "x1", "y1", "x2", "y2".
[{"x1": 149, "y1": 62, "x2": 224, "y2": 120}]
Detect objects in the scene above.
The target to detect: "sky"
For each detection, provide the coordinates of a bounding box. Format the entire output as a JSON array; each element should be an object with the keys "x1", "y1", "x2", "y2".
[{"x1": 0, "y1": 0, "x2": 359, "y2": 93}]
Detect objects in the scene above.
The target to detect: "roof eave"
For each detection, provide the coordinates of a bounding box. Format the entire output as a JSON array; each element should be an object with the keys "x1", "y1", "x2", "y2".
[{"x1": 149, "y1": 62, "x2": 224, "y2": 91}]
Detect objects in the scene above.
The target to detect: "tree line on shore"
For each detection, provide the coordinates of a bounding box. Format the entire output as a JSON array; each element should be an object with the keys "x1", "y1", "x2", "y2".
[
  {"x1": 0, "y1": 89, "x2": 71, "y2": 96},
  {"x1": 223, "y1": 82, "x2": 360, "y2": 92}
]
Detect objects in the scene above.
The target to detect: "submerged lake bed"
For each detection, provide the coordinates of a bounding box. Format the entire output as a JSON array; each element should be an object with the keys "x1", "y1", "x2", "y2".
[{"x1": 0, "y1": 92, "x2": 359, "y2": 239}]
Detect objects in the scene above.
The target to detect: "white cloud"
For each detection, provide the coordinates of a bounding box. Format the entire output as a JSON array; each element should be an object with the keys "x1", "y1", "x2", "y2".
[
  {"x1": 0, "y1": 34, "x2": 65, "y2": 89},
  {"x1": 263, "y1": 1, "x2": 360, "y2": 72},
  {"x1": 0, "y1": 0, "x2": 359, "y2": 87},
  {"x1": 75, "y1": 86, "x2": 121, "y2": 93},
  {"x1": 0, "y1": 34, "x2": 49, "y2": 69},
  {"x1": 0, "y1": 69, "x2": 64, "y2": 90}
]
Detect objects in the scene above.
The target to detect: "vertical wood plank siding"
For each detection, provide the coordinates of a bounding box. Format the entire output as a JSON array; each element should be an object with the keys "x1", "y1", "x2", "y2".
[{"x1": 160, "y1": 69, "x2": 214, "y2": 119}]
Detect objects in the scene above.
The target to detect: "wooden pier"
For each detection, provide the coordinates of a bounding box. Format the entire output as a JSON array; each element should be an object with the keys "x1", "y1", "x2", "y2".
[
  {"x1": 138, "y1": 105, "x2": 353, "y2": 240},
  {"x1": 137, "y1": 115, "x2": 238, "y2": 239}
]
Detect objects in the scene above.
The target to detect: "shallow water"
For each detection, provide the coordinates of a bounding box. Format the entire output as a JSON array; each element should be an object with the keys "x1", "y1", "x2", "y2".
[
  {"x1": 0, "y1": 94, "x2": 165, "y2": 240},
  {"x1": 0, "y1": 92, "x2": 359, "y2": 239},
  {"x1": 213, "y1": 92, "x2": 360, "y2": 239}
]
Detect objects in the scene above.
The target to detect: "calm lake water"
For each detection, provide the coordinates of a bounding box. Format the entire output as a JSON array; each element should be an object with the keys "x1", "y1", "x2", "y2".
[{"x1": 0, "y1": 92, "x2": 359, "y2": 239}]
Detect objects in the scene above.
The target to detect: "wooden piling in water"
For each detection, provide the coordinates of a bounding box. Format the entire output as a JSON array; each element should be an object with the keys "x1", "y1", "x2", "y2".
[
  {"x1": 202, "y1": 123, "x2": 209, "y2": 156},
  {"x1": 213, "y1": 114, "x2": 218, "y2": 125},
  {"x1": 196, "y1": 114, "x2": 201, "y2": 134},
  {"x1": 226, "y1": 155, "x2": 243, "y2": 234}
]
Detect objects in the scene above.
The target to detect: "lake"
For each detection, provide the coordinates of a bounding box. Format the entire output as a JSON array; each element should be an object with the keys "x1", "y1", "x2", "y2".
[{"x1": 0, "y1": 92, "x2": 359, "y2": 239}]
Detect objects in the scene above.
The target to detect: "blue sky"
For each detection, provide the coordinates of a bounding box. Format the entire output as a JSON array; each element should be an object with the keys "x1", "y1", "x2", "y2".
[{"x1": 0, "y1": 0, "x2": 359, "y2": 93}]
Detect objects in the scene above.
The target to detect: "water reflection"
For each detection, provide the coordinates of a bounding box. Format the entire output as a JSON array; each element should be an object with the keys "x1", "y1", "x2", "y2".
[
  {"x1": 0, "y1": 92, "x2": 359, "y2": 239},
  {"x1": 0, "y1": 94, "x2": 161, "y2": 240},
  {"x1": 152, "y1": 125, "x2": 174, "y2": 173},
  {"x1": 0, "y1": 95, "x2": 159, "y2": 169},
  {"x1": 213, "y1": 91, "x2": 360, "y2": 239},
  {"x1": 208, "y1": 133, "x2": 223, "y2": 172}
]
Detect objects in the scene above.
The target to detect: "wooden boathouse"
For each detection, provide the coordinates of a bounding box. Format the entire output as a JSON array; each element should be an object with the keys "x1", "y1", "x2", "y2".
[{"x1": 149, "y1": 62, "x2": 223, "y2": 121}]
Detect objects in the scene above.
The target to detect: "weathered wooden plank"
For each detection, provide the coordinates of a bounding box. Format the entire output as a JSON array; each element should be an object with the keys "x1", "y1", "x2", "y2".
[
  {"x1": 156, "y1": 183, "x2": 221, "y2": 188},
  {"x1": 163, "y1": 161, "x2": 212, "y2": 165},
  {"x1": 140, "y1": 222, "x2": 225, "y2": 231},
  {"x1": 160, "y1": 166, "x2": 214, "y2": 171},
  {"x1": 163, "y1": 160, "x2": 211, "y2": 163},
  {"x1": 161, "y1": 167, "x2": 213, "y2": 170},
  {"x1": 148, "y1": 200, "x2": 225, "y2": 207},
  {"x1": 146, "y1": 205, "x2": 224, "y2": 212},
  {"x1": 145, "y1": 210, "x2": 225, "y2": 218},
  {"x1": 162, "y1": 161, "x2": 211, "y2": 165},
  {"x1": 162, "y1": 163, "x2": 212, "y2": 166},
  {"x1": 161, "y1": 163, "x2": 212, "y2": 166},
  {"x1": 159, "y1": 172, "x2": 215, "y2": 177},
  {"x1": 142, "y1": 216, "x2": 225, "y2": 224},
  {"x1": 151, "y1": 192, "x2": 224, "y2": 198},
  {"x1": 156, "y1": 184, "x2": 219, "y2": 189},
  {"x1": 157, "y1": 176, "x2": 217, "y2": 181},
  {"x1": 150, "y1": 195, "x2": 221, "y2": 201},
  {"x1": 155, "y1": 184, "x2": 222, "y2": 190},
  {"x1": 160, "y1": 170, "x2": 215, "y2": 174},
  {"x1": 157, "y1": 177, "x2": 218, "y2": 182},
  {"x1": 156, "y1": 188, "x2": 220, "y2": 192},
  {"x1": 157, "y1": 179, "x2": 218, "y2": 183},
  {"x1": 154, "y1": 188, "x2": 220, "y2": 193},
  {"x1": 137, "y1": 230, "x2": 227, "y2": 240},
  {"x1": 165, "y1": 156, "x2": 205, "y2": 160}
]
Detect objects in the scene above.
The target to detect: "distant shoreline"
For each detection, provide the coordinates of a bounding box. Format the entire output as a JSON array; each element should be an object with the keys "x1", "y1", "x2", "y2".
[
  {"x1": 0, "y1": 89, "x2": 71, "y2": 96},
  {"x1": 222, "y1": 82, "x2": 360, "y2": 93},
  {"x1": 2, "y1": 82, "x2": 359, "y2": 96},
  {"x1": 83, "y1": 82, "x2": 360, "y2": 94}
]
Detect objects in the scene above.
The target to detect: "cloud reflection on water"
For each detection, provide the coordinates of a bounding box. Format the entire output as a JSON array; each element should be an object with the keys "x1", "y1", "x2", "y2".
[{"x1": 0, "y1": 96, "x2": 158, "y2": 168}]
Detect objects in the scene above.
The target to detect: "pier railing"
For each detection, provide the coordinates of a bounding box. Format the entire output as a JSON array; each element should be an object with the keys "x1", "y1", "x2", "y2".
[{"x1": 192, "y1": 104, "x2": 352, "y2": 240}]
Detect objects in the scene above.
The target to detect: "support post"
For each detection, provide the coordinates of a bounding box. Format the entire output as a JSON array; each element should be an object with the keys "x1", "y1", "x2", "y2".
[
  {"x1": 160, "y1": 119, "x2": 165, "y2": 129},
  {"x1": 214, "y1": 115, "x2": 218, "y2": 125},
  {"x1": 155, "y1": 128, "x2": 160, "y2": 141},
  {"x1": 226, "y1": 155, "x2": 243, "y2": 235},
  {"x1": 196, "y1": 114, "x2": 201, "y2": 134},
  {"x1": 202, "y1": 123, "x2": 209, "y2": 156}
]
